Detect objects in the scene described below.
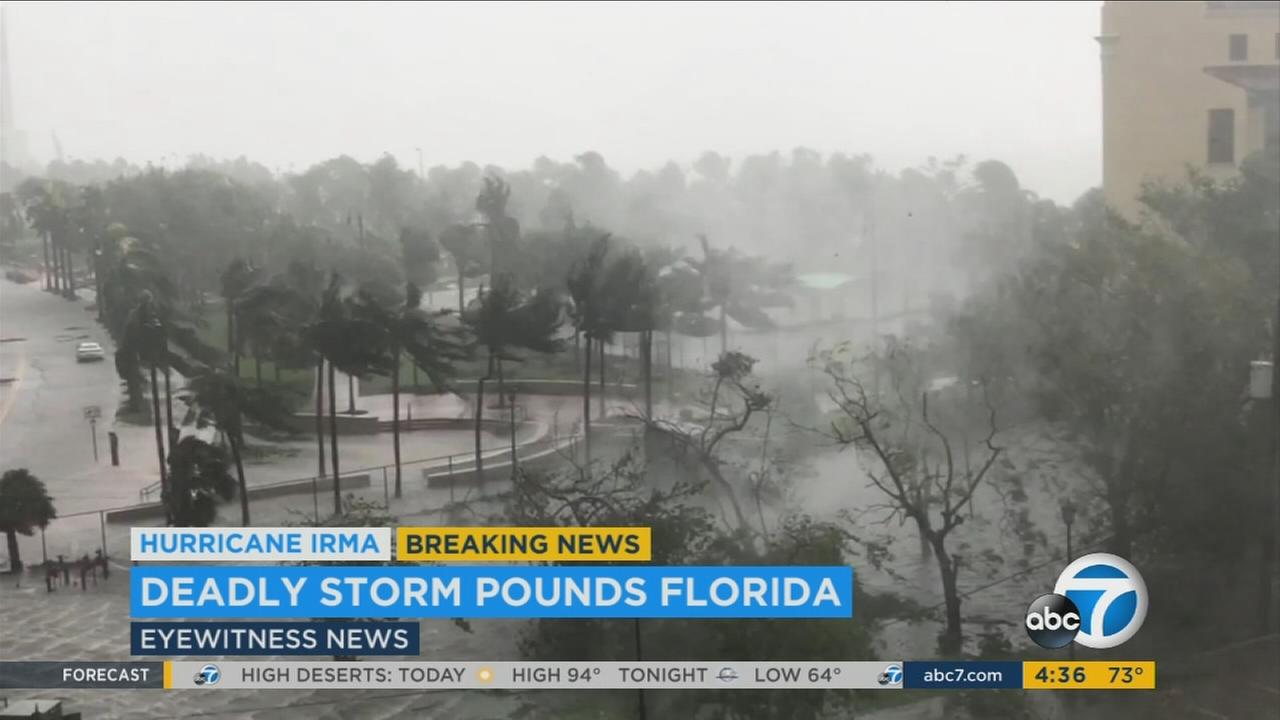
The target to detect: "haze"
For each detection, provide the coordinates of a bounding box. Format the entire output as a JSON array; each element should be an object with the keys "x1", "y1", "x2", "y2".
[{"x1": 4, "y1": 1, "x2": 1100, "y2": 202}]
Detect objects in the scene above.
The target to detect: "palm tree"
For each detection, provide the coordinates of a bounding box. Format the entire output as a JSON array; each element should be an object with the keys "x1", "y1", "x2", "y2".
[
  {"x1": 475, "y1": 176, "x2": 521, "y2": 278},
  {"x1": 567, "y1": 235, "x2": 615, "y2": 461},
  {"x1": 180, "y1": 368, "x2": 293, "y2": 525},
  {"x1": 0, "y1": 469, "x2": 56, "y2": 572},
  {"x1": 221, "y1": 259, "x2": 257, "y2": 377},
  {"x1": 684, "y1": 236, "x2": 794, "y2": 355},
  {"x1": 440, "y1": 223, "x2": 488, "y2": 314},
  {"x1": 350, "y1": 283, "x2": 469, "y2": 498},
  {"x1": 120, "y1": 293, "x2": 171, "y2": 519},
  {"x1": 165, "y1": 436, "x2": 236, "y2": 527},
  {"x1": 462, "y1": 274, "x2": 563, "y2": 482},
  {"x1": 239, "y1": 262, "x2": 328, "y2": 505},
  {"x1": 606, "y1": 249, "x2": 661, "y2": 419},
  {"x1": 308, "y1": 273, "x2": 391, "y2": 513},
  {"x1": 15, "y1": 179, "x2": 70, "y2": 294}
]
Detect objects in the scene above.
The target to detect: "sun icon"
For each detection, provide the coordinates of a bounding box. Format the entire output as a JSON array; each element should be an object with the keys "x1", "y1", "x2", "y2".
[{"x1": 476, "y1": 667, "x2": 494, "y2": 683}]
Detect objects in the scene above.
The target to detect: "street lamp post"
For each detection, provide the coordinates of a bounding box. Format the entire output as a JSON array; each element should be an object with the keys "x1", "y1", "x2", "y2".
[
  {"x1": 1060, "y1": 499, "x2": 1078, "y2": 661},
  {"x1": 509, "y1": 390, "x2": 518, "y2": 480},
  {"x1": 1248, "y1": 358, "x2": 1276, "y2": 633}
]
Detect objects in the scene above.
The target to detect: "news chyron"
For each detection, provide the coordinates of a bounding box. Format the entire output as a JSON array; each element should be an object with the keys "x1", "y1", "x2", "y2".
[
  {"x1": 128, "y1": 526, "x2": 849, "y2": 651},
  {"x1": 0, "y1": 526, "x2": 1157, "y2": 693}
]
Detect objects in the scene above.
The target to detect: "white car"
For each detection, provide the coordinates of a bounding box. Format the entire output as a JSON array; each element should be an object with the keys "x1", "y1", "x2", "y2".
[{"x1": 75, "y1": 341, "x2": 106, "y2": 362}]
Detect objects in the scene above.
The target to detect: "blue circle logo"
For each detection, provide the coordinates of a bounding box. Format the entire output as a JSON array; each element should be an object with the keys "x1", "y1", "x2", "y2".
[
  {"x1": 194, "y1": 664, "x2": 221, "y2": 686},
  {"x1": 878, "y1": 664, "x2": 902, "y2": 686},
  {"x1": 1053, "y1": 553, "x2": 1147, "y2": 649}
]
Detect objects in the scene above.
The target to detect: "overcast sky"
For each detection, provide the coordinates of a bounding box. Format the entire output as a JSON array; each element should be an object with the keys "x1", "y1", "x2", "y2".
[{"x1": 4, "y1": 1, "x2": 1102, "y2": 202}]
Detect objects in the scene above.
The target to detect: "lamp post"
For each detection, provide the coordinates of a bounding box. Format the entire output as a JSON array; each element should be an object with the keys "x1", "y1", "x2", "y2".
[
  {"x1": 508, "y1": 390, "x2": 518, "y2": 480},
  {"x1": 1060, "y1": 498, "x2": 1078, "y2": 661},
  {"x1": 1060, "y1": 499, "x2": 1077, "y2": 563},
  {"x1": 1248, "y1": 358, "x2": 1275, "y2": 633}
]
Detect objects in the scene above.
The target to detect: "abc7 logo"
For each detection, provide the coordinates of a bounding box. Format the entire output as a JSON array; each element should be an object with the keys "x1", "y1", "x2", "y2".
[{"x1": 1026, "y1": 552, "x2": 1148, "y2": 650}]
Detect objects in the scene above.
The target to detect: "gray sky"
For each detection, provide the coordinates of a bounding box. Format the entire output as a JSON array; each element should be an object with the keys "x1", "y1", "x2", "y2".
[{"x1": 5, "y1": 1, "x2": 1102, "y2": 202}]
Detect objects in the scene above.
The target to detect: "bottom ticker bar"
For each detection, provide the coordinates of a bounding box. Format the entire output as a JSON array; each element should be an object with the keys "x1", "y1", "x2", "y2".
[
  {"x1": 0, "y1": 660, "x2": 1156, "y2": 691},
  {"x1": 165, "y1": 662, "x2": 903, "y2": 689}
]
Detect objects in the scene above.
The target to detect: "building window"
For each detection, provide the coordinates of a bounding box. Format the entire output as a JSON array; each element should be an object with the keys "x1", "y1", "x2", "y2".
[
  {"x1": 1229, "y1": 34, "x2": 1248, "y2": 61},
  {"x1": 1208, "y1": 109, "x2": 1235, "y2": 164}
]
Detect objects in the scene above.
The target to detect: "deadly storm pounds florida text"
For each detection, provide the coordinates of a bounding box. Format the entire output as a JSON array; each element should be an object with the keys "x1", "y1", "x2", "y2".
[{"x1": 131, "y1": 568, "x2": 854, "y2": 619}]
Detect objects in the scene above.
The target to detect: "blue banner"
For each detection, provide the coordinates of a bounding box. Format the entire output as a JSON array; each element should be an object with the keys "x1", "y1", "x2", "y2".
[
  {"x1": 130, "y1": 621, "x2": 420, "y2": 656},
  {"x1": 130, "y1": 566, "x2": 853, "y2": 619},
  {"x1": 902, "y1": 661, "x2": 1022, "y2": 689}
]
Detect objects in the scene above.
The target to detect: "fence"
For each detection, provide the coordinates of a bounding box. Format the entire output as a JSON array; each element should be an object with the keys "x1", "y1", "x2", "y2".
[{"x1": 2, "y1": 426, "x2": 585, "y2": 585}]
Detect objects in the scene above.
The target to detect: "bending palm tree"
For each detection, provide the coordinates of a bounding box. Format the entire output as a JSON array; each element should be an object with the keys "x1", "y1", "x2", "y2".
[
  {"x1": 462, "y1": 275, "x2": 562, "y2": 485},
  {"x1": 181, "y1": 368, "x2": 293, "y2": 525},
  {"x1": 351, "y1": 283, "x2": 469, "y2": 498},
  {"x1": 309, "y1": 273, "x2": 391, "y2": 513}
]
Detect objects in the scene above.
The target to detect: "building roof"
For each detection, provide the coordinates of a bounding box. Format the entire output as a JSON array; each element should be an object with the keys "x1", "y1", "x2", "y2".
[{"x1": 795, "y1": 272, "x2": 858, "y2": 291}]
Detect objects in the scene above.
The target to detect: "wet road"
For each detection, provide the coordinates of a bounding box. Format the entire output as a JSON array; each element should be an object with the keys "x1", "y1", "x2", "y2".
[{"x1": 0, "y1": 278, "x2": 128, "y2": 513}]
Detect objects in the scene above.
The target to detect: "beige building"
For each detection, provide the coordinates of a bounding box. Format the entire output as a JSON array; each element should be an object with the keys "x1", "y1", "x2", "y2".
[{"x1": 1099, "y1": 1, "x2": 1280, "y2": 217}]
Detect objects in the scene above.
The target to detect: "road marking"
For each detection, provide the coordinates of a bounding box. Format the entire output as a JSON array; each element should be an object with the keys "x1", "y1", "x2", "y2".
[{"x1": 0, "y1": 347, "x2": 28, "y2": 427}]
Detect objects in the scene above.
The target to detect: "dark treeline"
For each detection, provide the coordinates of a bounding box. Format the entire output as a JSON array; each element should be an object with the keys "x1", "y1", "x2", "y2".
[{"x1": 3, "y1": 149, "x2": 1068, "y2": 305}]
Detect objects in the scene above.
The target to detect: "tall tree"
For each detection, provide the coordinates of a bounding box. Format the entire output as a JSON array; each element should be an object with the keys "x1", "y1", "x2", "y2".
[
  {"x1": 350, "y1": 283, "x2": 469, "y2": 498},
  {"x1": 439, "y1": 223, "x2": 488, "y2": 314},
  {"x1": 0, "y1": 469, "x2": 56, "y2": 573},
  {"x1": 221, "y1": 258, "x2": 257, "y2": 377},
  {"x1": 119, "y1": 293, "x2": 172, "y2": 521},
  {"x1": 165, "y1": 436, "x2": 236, "y2": 527},
  {"x1": 307, "y1": 274, "x2": 392, "y2": 513},
  {"x1": 684, "y1": 236, "x2": 793, "y2": 355},
  {"x1": 181, "y1": 368, "x2": 293, "y2": 525},
  {"x1": 815, "y1": 342, "x2": 1002, "y2": 652},
  {"x1": 566, "y1": 235, "x2": 614, "y2": 463},
  {"x1": 462, "y1": 275, "x2": 563, "y2": 483}
]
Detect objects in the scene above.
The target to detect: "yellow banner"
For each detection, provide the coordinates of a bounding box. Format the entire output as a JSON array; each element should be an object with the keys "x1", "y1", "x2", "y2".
[
  {"x1": 1022, "y1": 661, "x2": 1155, "y2": 690},
  {"x1": 396, "y1": 527, "x2": 652, "y2": 561}
]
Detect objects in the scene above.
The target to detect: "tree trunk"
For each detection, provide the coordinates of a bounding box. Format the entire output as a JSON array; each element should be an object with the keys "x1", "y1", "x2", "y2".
[
  {"x1": 229, "y1": 430, "x2": 250, "y2": 526},
  {"x1": 932, "y1": 534, "x2": 963, "y2": 654},
  {"x1": 314, "y1": 358, "x2": 327, "y2": 512},
  {"x1": 41, "y1": 234, "x2": 52, "y2": 291},
  {"x1": 392, "y1": 349, "x2": 402, "y2": 499},
  {"x1": 149, "y1": 365, "x2": 170, "y2": 523},
  {"x1": 347, "y1": 374, "x2": 356, "y2": 414},
  {"x1": 719, "y1": 305, "x2": 727, "y2": 356},
  {"x1": 164, "y1": 367, "x2": 177, "y2": 449},
  {"x1": 64, "y1": 247, "x2": 75, "y2": 297},
  {"x1": 94, "y1": 252, "x2": 105, "y2": 323},
  {"x1": 474, "y1": 352, "x2": 493, "y2": 490},
  {"x1": 574, "y1": 330, "x2": 581, "y2": 374},
  {"x1": 642, "y1": 330, "x2": 653, "y2": 419},
  {"x1": 598, "y1": 337, "x2": 606, "y2": 418},
  {"x1": 457, "y1": 272, "x2": 465, "y2": 314},
  {"x1": 5, "y1": 529, "x2": 21, "y2": 572},
  {"x1": 51, "y1": 240, "x2": 62, "y2": 293},
  {"x1": 328, "y1": 360, "x2": 340, "y2": 514},
  {"x1": 228, "y1": 301, "x2": 240, "y2": 377},
  {"x1": 582, "y1": 337, "x2": 593, "y2": 464},
  {"x1": 666, "y1": 329, "x2": 674, "y2": 401}
]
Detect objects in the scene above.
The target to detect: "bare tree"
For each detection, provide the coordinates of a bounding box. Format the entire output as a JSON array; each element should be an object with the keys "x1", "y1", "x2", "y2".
[
  {"x1": 641, "y1": 351, "x2": 773, "y2": 534},
  {"x1": 814, "y1": 343, "x2": 1001, "y2": 652}
]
